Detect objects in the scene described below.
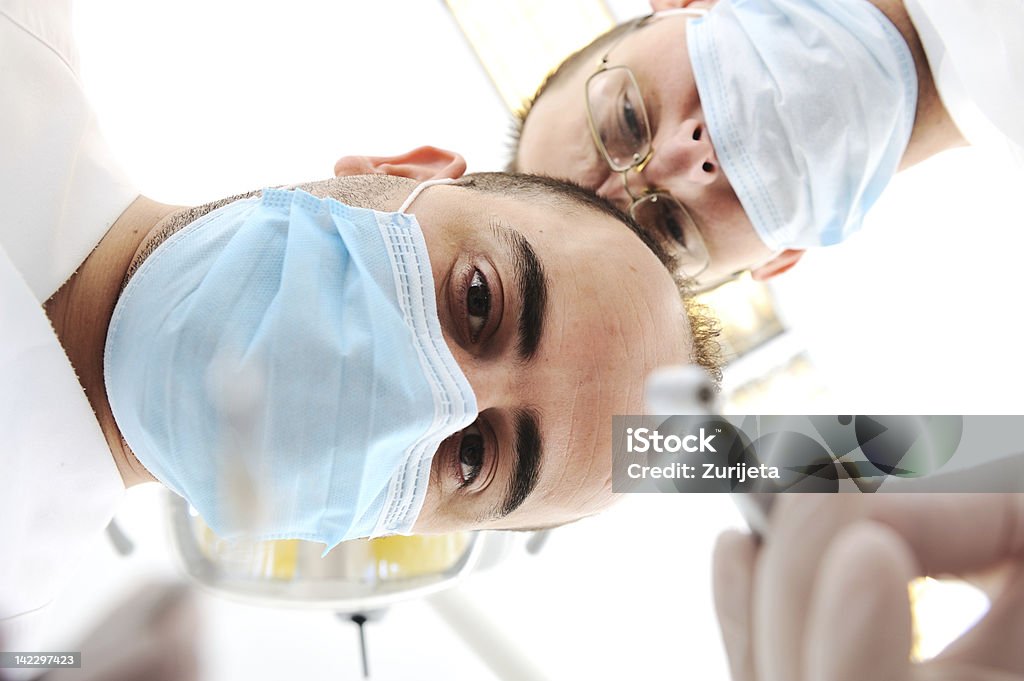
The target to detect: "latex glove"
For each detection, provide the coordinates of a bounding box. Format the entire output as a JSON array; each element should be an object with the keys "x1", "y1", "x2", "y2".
[{"x1": 714, "y1": 494, "x2": 1024, "y2": 681}]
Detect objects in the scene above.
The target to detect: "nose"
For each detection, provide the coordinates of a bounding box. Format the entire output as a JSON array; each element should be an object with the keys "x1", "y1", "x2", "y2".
[{"x1": 644, "y1": 119, "x2": 720, "y2": 188}]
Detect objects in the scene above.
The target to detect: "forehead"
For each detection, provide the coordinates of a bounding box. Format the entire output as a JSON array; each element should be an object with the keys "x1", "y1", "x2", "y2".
[
  {"x1": 450, "y1": 187, "x2": 665, "y2": 280},
  {"x1": 517, "y1": 15, "x2": 693, "y2": 174},
  {"x1": 601, "y1": 13, "x2": 691, "y2": 65}
]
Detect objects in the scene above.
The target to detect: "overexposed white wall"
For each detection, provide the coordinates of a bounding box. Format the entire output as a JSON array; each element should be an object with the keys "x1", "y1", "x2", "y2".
[
  {"x1": 74, "y1": 0, "x2": 513, "y2": 204},
  {"x1": 770, "y1": 141, "x2": 1024, "y2": 414}
]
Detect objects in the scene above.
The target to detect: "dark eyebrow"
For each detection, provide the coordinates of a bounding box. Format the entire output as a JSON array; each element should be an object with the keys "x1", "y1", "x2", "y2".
[
  {"x1": 498, "y1": 408, "x2": 543, "y2": 518},
  {"x1": 489, "y1": 221, "x2": 548, "y2": 361}
]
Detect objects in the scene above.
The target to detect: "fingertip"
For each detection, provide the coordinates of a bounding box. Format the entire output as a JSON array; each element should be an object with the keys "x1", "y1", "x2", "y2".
[
  {"x1": 714, "y1": 528, "x2": 758, "y2": 563},
  {"x1": 713, "y1": 529, "x2": 758, "y2": 602},
  {"x1": 805, "y1": 521, "x2": 916, "y2": 681},
  {"x1": 827, "y1": 521, "x2": 919, "y2": 578},
  {"x1": 713, "y1": 529, "x2": 759, "y2": 681}
]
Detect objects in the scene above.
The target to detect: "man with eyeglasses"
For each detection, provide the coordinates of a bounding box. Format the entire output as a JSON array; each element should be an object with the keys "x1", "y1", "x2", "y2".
[
  {"x1": 506, "y1": 4, "x2": 1024, "y2": 679},
  {"x1": 509, "y1": 0, "x2": 1023, "y2": 291}
]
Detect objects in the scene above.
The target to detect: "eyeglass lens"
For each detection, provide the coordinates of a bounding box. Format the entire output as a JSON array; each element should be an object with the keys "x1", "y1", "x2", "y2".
[
  {"x1": 586, "y1": 67, "x2": 651, "y2": 173},
  {"x1": 587, "y1": 66, "x2": 711, "y2": 282}
]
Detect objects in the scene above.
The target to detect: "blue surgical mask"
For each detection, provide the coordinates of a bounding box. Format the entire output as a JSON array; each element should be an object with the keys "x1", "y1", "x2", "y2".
[
  {"x1": 688, "y1": 0, "x2": 918, "y2": 249},
  {"x1": 104, "y1": 182, "x2": 477, "y2": 551}
]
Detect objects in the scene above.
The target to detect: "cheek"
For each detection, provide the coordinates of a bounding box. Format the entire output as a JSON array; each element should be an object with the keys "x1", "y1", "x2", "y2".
[
  {"x1": 445, "y1": 342, "x2": 475, "y2": 385},
  {"x1": 703, "y1": 207, "x2": 773, "y2": 275},
  {"x1": 432, "y1": 260, "x2": 446, "y2": 305},
  {"x1": 426, "y1": 233, "x2": 458, "y2": 286},
  {"x1": 415, "y1": 458, "x2": 471, "y2": 536},
  {"x1": 413, "y1": 475, "x2": 442, "y2": 533},
  {"x1": 703, "y1": 180, "x2": 745, "y2": 239}
]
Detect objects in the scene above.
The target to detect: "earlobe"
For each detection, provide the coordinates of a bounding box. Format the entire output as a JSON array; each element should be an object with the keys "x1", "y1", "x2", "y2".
[
  {"x1": 750, "y1": 249, "x2": 805, "y2": 280},
  {"x1": 333, "y1": 146, "x2": 467, "y2": 180}
]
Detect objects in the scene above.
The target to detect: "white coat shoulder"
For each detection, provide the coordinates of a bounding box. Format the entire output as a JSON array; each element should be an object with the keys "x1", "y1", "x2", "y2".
[
  {"x1": 0, "y1": 0, "x2": 127, "y2": 650},
  {"x1": 905, "y1": 0, "x2": 1024, "y2": 162}
]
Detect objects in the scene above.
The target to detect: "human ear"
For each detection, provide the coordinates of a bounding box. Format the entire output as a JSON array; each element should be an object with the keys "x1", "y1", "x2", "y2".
[
  {"x1": 750, "y1": 249, "x2": 805, "y2": 280},
  {"x1": 333, "y1": 146, "x2": 467, "y2": 180}
]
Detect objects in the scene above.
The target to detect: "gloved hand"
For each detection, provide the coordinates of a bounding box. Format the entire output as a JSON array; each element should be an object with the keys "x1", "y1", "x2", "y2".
[{"x1": 713, "y1": 494, "x2": 1024, "y2": 681}]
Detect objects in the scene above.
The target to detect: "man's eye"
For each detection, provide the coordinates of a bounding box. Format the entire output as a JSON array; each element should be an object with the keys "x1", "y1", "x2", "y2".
[
  {"x1": 467, "y1": 269, "x2": 490, "y2": 342},
  {"x1": 661, "y1": 205, "x2": 686, "y2": 247},
  {"x1": 458, "y1": 423, "x2": 486, "y2": 488},
  {"x1": 619, "y1": 93, "x2": 644, "y2": 145},
  {"x1": 638, "y1": 196, "x2": 686, "y2": 249}
]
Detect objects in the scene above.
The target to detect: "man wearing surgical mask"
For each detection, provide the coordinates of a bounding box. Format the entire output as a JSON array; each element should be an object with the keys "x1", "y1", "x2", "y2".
[
  {"x1": 7, "y1": 122, "x2": 720, "y2": 655},
  {"x1": 1, "y1": 1, "x2": 720, "y2": 652},
  {"x1": 7, "y1": 150, "x2": 723, "y2": 638},
  {"x1": 86, "y1": 162, "x2": 716, "y2": 542},
  {"x1": 512, "y1": 0, "x2": 1023, "y2": 290}
]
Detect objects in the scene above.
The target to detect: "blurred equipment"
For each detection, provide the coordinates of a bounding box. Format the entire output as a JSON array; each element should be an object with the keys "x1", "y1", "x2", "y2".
[
  {"x1": 168, "y1": 494, "x2": 547, "y2": 679},
  {"x1": 169, "y1": 494, "x2": 499, "y2": 610},
  {"x1": 644, "y1": 364, "x2": 777, "y2": 535},
  {"x1": 695, "y1": 275, "x2": 784, "y2": 358},
  {"x1": 39, "y1": 582, "x2": 198, "y2": 681},
  {"x1": 644, "y1": 364, "x2": 719, "y2": 415},
  {"x1": 104, "y1": 519, "x2": 135, "y2": 557},
  {"x1": 339, "y1": 611, "x2": 385, "y2": 679}
]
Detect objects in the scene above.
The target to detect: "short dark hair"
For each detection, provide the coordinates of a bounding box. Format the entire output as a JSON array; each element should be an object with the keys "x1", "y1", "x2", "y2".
[
  {"x1": 456, "y1": 171, "x2": 671, "y2": 266},
  {"x1": 456, "y1": 172, "x2": 722, "y2": 384},
  {"x1": 505, "y1": 20, "x2": 638, "y2": 173}
]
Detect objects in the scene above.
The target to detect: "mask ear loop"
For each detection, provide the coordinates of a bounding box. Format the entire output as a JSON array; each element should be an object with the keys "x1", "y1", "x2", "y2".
[{"x1": 398, "y1": 178, "x2": 458, "y2": 214}]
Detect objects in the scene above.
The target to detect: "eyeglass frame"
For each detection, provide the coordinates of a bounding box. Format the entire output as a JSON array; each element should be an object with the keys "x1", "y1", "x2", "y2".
[{"x1": 582, "y1": 9, "x2": 745, "y2": 293}]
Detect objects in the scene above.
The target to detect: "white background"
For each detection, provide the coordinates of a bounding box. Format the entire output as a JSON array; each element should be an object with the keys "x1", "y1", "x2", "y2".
[{"x1": 58, "y1": 0, "x2": 1020, "y2": 679}]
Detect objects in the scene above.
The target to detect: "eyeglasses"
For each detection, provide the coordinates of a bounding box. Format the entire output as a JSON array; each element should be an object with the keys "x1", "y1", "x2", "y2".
[{"x1": 584, "y1": 11, "x2": 712, "y2": 283}]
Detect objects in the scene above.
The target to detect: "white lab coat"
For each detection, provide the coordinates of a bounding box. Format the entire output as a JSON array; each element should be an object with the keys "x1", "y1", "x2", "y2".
[
  {"x1": 0, "y1": 0, "x2": 136, "y2": 650},
  {"x1": 904, "y1": 0, "x2": 1024, "y2": 163}
]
